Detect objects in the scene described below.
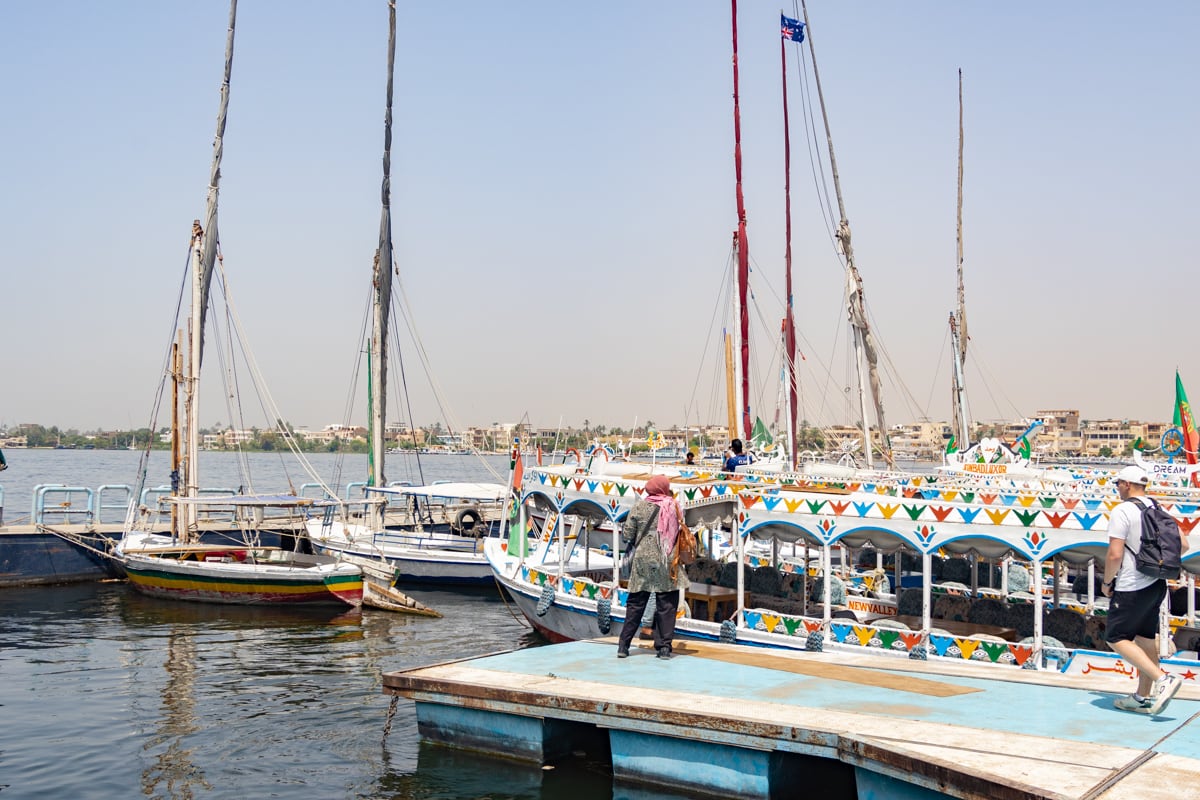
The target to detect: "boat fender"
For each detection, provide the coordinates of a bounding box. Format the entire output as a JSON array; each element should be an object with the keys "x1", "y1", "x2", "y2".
[
  {"x1": 804, "y1": 629, "x2": 825, "y2": 653},
  {"x1": 536, "y1": 582, "x2": 555, "y2": 616},
  {"x1": 596, "y1": 597, "x2": 611, "y2": 634},
  {"x1": 908, "y1": 643, "x2": 928, "y2": 661},
  {"x1": 454, "y1": 507, "x2": 483, "y2": 534},
  {"x1": 719, "y1": 618, "x2": 737, "y2": 644}
]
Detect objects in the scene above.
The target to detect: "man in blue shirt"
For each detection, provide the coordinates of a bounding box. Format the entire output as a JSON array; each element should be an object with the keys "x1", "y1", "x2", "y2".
[{"x1": 723, "y1": 439, "x2": 753, "y2": 473}]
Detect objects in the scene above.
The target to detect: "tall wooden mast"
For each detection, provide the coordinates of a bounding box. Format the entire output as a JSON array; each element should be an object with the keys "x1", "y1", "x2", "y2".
[{"x1": 730, "y1": 0, "x2": 752, "y2": 442}]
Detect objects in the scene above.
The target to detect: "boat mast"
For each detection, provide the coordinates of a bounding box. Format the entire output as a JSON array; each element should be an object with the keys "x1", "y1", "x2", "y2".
[
  {"x1": 799, "y1": 0, "x2": 892, "y2": 469},
  {"x1": 949, "y1": 69, "x2": 971, "y2": 451},
  {"x1": 185, "y1": 0, "x2": 237, "y2": 535},
  {"x1": 171, "y1": 334, "x2": 182, "y2": 539},
  {"x1": 368, "y1": 0, "x2": 397, "y2": 503},
  {"x1": 730, "y1": 0, "x2": 752, "y2": 442},
  {"x1": 185, "y1": 224, "x2": 202, "y2": 533},
  {"x1": 724, "y1": 329, "x2": 738, "y2": 441}
]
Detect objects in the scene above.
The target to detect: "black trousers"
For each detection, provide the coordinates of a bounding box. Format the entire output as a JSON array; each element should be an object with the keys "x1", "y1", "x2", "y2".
[{"x1": 618, "y1": 590, "x2": 679, "y2": 651}]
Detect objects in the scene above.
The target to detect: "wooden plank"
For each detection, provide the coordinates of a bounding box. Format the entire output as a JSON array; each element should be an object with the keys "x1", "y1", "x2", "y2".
[
  {"x1": 123, "y1": 544, "x2": 281, "y2": 554},
  {"x1": 669, "y1": 639, "x2": 978, "y2": 697}
]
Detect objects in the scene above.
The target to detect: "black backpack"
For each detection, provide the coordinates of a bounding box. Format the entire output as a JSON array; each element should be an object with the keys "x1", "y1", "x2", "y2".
[{"x1": 1124, "y1": 496, "x2": 1183, "y2": 580}]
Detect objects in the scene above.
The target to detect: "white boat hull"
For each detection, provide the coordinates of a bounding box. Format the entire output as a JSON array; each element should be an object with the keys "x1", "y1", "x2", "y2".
[{"x1": 305, "y1": 519, "x2": 497, "y2": 585}]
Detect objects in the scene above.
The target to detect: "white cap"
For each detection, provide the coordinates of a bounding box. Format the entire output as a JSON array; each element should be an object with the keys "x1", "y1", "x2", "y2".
[{"x1": 1115, "y1": 465, "x2": 1150, "y2": 485}]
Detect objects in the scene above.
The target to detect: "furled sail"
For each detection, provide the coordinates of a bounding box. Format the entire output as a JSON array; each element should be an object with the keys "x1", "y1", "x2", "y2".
[
  {"x1": 368, "y1": 0, "x2": 397, "y2": 490},
  {"x1": 196, "y1": 0, "x2": 237, "y2": 367}
]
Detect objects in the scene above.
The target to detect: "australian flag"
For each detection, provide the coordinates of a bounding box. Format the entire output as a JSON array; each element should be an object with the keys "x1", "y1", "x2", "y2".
[{"x1": 781, "y1": 14, "x2": 805, "y2": 43}]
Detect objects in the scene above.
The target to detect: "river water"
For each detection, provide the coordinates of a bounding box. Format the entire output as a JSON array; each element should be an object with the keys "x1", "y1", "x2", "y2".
[{"x1": 0, "y1": 450, "x2": 692, "y2": 799}]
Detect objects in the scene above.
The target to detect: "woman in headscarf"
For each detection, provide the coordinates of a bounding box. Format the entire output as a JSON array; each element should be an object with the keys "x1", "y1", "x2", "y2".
[{"x1": 616, "y1": 475, "x2": 689, "y2": 659}]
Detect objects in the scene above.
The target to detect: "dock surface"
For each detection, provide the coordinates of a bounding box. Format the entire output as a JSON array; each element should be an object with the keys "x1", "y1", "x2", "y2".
[{"x1": 385, "y1": 638, "x2": 1200, "y2": 799}]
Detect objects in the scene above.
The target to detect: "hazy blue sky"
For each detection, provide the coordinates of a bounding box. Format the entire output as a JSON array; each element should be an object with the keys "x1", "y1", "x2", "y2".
[{"x1": 2, "y1": 2, "x2": 1197, "y2": 434}]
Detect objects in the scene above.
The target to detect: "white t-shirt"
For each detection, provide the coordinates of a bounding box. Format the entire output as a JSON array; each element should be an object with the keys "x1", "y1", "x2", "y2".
[{"x1": 1109, "y1": 497, "x2": 1159, "y2": 593}]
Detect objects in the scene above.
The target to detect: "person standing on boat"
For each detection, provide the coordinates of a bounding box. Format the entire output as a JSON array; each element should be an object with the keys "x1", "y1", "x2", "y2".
[
  {"x1": 616, "y1": 475, "x2": 689, "y2": 660},
  {"x1": 723, "y1": 439, "x2": 753, "y2": 474},
  {"x1": 1102, "y1": 465, "x2": 1185, "y2": 714}
]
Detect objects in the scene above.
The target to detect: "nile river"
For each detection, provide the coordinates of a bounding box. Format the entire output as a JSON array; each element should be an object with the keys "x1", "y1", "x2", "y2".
[{"x1": 0, "y1": 450, "x2": 691, "y2": 799}]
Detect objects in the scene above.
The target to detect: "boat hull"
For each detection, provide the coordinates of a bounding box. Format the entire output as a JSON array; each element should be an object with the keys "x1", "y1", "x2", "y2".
[
  {"x1": 0, "y1": 528, "x2": 123, "y2": 587},
  {"x1": 122, "y1": 554, "x2": 363, "y2": 607}
]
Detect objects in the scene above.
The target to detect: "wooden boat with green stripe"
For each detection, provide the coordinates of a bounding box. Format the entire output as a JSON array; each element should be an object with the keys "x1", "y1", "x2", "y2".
[
  {"x1": 119, "y1": 495, "x2": 363, "y2": 607},
  {"x1": 113, "y1": 5, "x2": 364, "y2": 611}
]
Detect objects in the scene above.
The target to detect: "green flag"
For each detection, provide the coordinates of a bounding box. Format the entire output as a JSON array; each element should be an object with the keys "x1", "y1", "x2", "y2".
[
  {"x1": 1176, "y1": 370, "x2": 1199, "y2": 465},
  {"x1": 945, "y1": 434, "x2": 957, "y2": 454},
  {"x1": 507, "y1": 518, "x2": 529, "y2": 558},
  {"x1": 751, "y1": 416, "x2": 773, "y2": 451}
]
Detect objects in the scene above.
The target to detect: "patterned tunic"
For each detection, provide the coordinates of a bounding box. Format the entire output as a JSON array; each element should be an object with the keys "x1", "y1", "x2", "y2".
[{"x1": 622, "y1": 498, "x2": 690, "y2": 594}]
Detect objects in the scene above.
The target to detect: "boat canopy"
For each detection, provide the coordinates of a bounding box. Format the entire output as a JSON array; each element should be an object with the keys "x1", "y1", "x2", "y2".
[
  {"x1": 168, "y1": 494, "x2": 336, "y2": 508},
  {"x1": 367, "y1": 482, "x2": 507, "y2": 502}
]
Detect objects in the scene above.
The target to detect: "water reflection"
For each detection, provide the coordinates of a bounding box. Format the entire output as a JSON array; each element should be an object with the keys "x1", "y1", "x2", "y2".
[
  {"x1": 143, "y1": 622, "x2": 209, "y2": 799},
  {"x1": 3, "y1": 580, "x2": 674, "y2": 798}
]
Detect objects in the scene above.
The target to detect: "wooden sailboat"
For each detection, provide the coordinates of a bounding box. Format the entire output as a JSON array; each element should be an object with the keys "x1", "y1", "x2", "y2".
[
  {"x1": 116, "y1": 1, "x2": 362, "y2": 608},
  {"x1": 303, "y1": 2, "x2": 508, "y2": 587}
]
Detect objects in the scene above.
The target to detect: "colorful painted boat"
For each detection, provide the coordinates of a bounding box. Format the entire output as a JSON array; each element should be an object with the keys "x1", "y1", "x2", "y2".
[
  {"x1": 114, "y1": 7, "x2": 363, "y2": 610},
  {"x1": 121, "y1": 543, "x2": 362, "y2": 607},
  {"x1": 119, "y1": 496, "x2": 362, "y2": 607},
  {"x1": 490, "y1": 461, "x2": 1200, "y2": 691}
]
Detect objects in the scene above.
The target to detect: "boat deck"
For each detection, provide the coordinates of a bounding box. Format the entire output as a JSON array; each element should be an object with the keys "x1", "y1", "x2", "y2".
[{"x1": 384, "y1": 638, "x2": 1200, "y2": 799}]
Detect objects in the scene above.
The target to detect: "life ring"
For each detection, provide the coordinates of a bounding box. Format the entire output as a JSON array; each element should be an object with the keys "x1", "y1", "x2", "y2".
[
  {"x1": 454, "y1": 507, "x2": 483, "y2": 533},
  {"x1": 1162, "y1": 427, "x2": 1185, "y2": 458}
]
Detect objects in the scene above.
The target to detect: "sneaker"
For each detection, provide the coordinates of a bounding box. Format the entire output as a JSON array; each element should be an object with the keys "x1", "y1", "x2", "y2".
[
  {"x1": 1146, "y1": 673, "x2": 1183, "y2": 715},
  {"x1": 656, "y1": 647, "x2": 673, "y2": 660},
  {"x1": 1113, "y1": 694, "x2": 1153, "y2": 714},
  {"x1": 616, "y1": 648, "x2": 629, "y2": 659}
]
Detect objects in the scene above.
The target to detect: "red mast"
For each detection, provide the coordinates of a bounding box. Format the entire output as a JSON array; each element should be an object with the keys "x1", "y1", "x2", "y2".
[
  {"x1": 731, "y1": 0, "x2": 752, "y2": 442},
  {"x1": 780, "y1": 31, "x2": 798, "y2": 469}
]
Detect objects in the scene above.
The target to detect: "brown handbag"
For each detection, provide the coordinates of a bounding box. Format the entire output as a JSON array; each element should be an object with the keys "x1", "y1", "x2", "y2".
[{"x1": 673, "y1": 500, "x2": 698, "y2": 567}]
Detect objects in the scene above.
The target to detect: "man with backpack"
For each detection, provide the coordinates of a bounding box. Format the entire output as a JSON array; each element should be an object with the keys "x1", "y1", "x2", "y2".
[{"x1": 1102, "y1": 465, "x2": 1188, "y2": 714}]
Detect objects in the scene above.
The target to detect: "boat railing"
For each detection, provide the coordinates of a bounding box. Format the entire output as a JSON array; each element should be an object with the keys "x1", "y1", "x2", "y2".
[
  {"x1": 33, "y1": 485, "x2": 95, "y2": 526},
  {"x1": 376, "y1": 529, "x2": 483, "y2": 553},
  {"x1": 299, "y1": 482, "x2": 336, "y2": 501},
  {"x1": 139, "y1": 485, "x2": 238, "y2": 522},
  {"x1": 96, "y1": 484, "x2": 133, "y2": 524}
]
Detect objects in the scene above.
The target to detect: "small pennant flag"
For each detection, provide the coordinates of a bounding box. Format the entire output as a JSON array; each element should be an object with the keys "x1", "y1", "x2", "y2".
[{"x1": 945, "y1": 435, "x2": 957, "y2": 454}]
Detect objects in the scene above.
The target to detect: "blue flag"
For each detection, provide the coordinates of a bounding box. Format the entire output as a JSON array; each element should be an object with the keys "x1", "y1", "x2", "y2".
[{"x1": 781, "y1": 14, "x2": 805, "y2": 43}]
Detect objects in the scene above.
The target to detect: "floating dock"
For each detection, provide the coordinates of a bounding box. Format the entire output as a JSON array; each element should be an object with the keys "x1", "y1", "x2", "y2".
[{"x1": 384, "y1": 638, "x2": 1200, "y2": 799}]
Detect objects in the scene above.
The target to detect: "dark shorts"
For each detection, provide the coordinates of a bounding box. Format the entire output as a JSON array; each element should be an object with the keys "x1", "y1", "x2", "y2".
[{"x1": 1105, "y1": 580, "x2": 1168, "y2": 643}]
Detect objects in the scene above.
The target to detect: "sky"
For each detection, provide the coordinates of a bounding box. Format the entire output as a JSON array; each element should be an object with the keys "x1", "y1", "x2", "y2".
[{"x1": 2, "y1": 1, "x2": 1197, "y2": 435}]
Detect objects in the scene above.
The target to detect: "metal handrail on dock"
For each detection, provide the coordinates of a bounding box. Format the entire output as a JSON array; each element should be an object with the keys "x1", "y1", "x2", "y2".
[
  {"x1": 96, "y1": 485, "x2": 133, "y2": 524},
  {"x1": 33, "y1": 485, "x2": 95, "y2": 526}
]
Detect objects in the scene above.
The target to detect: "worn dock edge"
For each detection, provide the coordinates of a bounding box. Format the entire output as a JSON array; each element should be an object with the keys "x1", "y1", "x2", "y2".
[
  {"x1": 386, "y1": 676, "x2": 1043, "y2": 800},
  {"x1": 381, "y1": 638, "x2": 1200, "y2": 800}
]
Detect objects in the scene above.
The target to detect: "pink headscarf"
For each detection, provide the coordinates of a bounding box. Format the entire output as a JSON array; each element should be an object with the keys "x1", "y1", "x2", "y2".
[{"x1": 644, "y1": 476, "x2": 679, "y2": 550}]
